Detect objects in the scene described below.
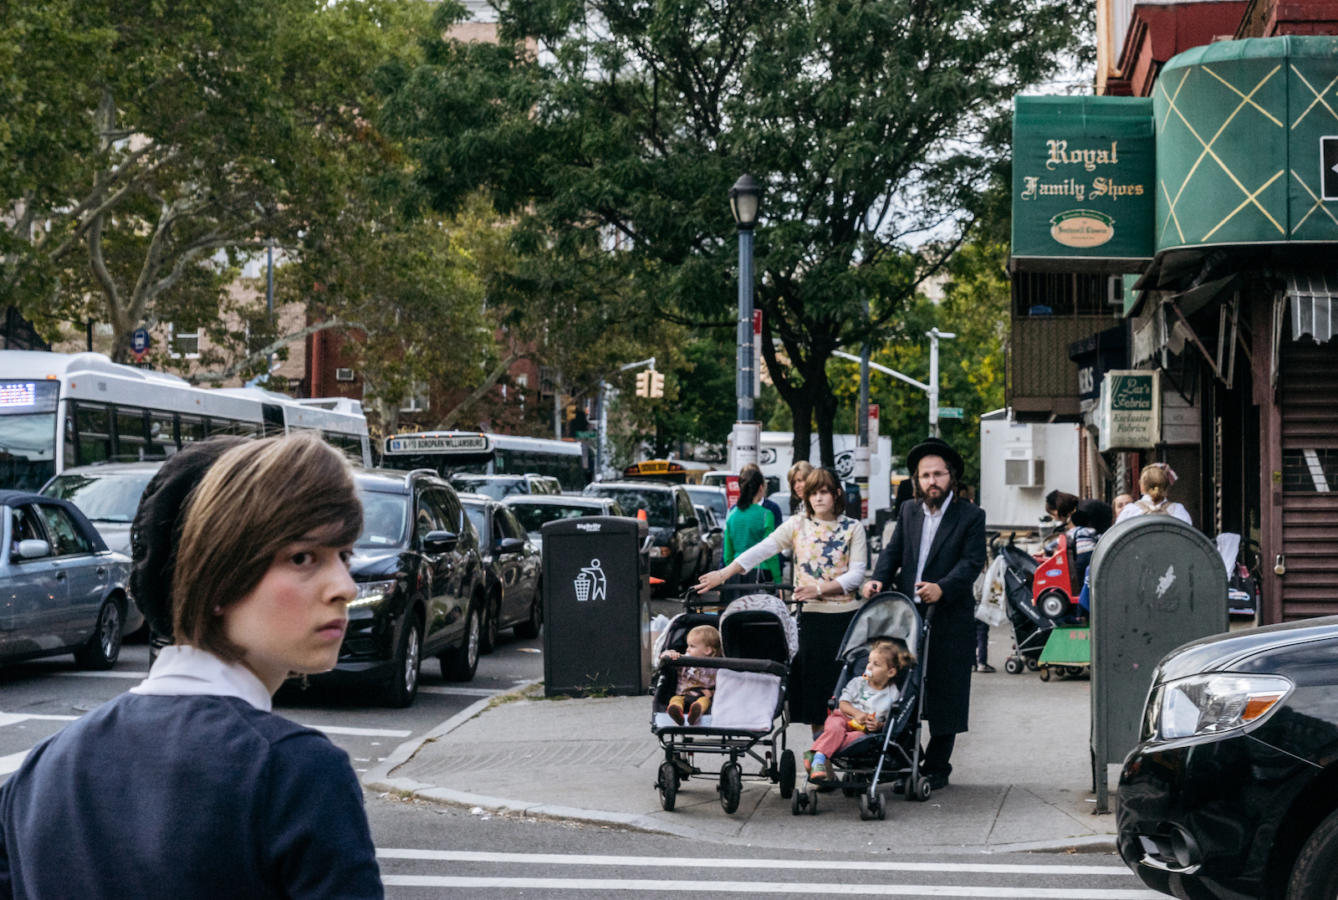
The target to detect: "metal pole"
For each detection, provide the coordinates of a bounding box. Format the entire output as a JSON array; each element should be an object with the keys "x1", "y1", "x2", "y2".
[
  {"x1": 265, "y1": 238, "x2": 275, "y2": 376},
  {"x1": 926, "y1": 328, "x2": 956, "y2": 438},
  {"x1": 856, "y1": 293, "x2": 870, "y2": 523},
  {"x1": 737, "y1": 228, "x2": 755, "y2": 423},
  {"x1": 596, "y1": 380, "x2": 608, "y2": 480}
]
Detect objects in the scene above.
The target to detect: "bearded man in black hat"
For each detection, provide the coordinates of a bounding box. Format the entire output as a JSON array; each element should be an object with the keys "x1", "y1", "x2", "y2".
[{"x1": 862, "y1": 436, "x2": 985, "y2": 789}]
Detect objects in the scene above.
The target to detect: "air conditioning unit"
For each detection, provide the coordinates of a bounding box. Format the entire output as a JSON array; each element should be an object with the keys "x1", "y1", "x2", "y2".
[
  {"x1": 1005, "y1": 458, "x2": 1045, "y2": 488},
  {"x1": 335, "y1": 367, "x2": 355, "y2": 382}
]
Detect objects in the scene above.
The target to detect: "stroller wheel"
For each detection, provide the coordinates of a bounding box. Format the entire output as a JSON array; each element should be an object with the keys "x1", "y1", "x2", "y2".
[
  {"x1": 1004, "y1": 657, "x2": 1024, "y2": 675},
  {"x1": 719, "y1": 763, "x2": 743, "y2": 815},
  {"x1": 778, "y1": 750, "x2": 796, "y2": 799},
  {"x1": 1039, "y1": 666, "x2": 1052, "y2": 682},
  {"x1": 1025, "y1": 656, "x2": 1040, "y2": 672},
  {"x1": 791, "y1": 788, "x2": 808, "y2": 816},
  {"x1": 657, "y1": 761, "x2": 679, "y2": 812},
  {"x1": 906, "y1": 776, "x2": 932, "y2": 802}
]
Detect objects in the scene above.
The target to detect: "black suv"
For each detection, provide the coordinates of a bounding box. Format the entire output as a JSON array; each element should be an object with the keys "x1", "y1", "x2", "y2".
[
  {"x1": 317, "y1": 468, "x2": 486, "y2": 707},
  {"x1": 1118, "y1": 615, "x2": 1338, "y2": 899},
  {"x1": 458, "y1": 494, "x2": 542, "y2": 651},
  {"x1": 582, "y1": 481, "x2": 702, "y2": 595}
]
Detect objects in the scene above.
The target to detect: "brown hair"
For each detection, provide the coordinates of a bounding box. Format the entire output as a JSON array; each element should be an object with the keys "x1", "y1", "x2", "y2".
[
  {"x1": 871, "y1": 637, "x2": 915, "y2": 671},
  {"x1": 688, "y1": 624, "x2": 721, "y2": 656},
  {"x1": 1139, "y1": 463, "x2": 1171, "y2": 494},
  {"x1": 802, "y1": 467, "x2": 845, "y2": 517},
  {"x1": 787, "y1": 460, "x2": 814, "y2": 493},
  {"x1": 171, "y1": 432, "x2": 363, "y2": 660}
]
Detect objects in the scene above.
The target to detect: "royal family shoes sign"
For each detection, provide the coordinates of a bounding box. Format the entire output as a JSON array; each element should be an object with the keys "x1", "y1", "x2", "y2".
[
  {"x1": 1099, "y1": 370, "x2": 1160, "y2": 451},
  {"x1": 1012, "y1": 96, "x2": 1155, "y2": 269}
]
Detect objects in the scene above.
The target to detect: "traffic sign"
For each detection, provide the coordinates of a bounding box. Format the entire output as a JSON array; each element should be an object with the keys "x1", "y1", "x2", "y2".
[
  {"x1": 938, "y1": 406, "x2": 964, "y2": 419},
  {"x1": 130, "y1": 328, "x2": 151, "y2": 353}
]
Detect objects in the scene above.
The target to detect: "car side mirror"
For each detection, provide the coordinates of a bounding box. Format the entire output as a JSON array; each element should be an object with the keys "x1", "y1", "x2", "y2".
[
  {"x1": 495, "y1": 536, "x2": 526, "y2": 555},
  {"x1": 422, "y1": 530, "x2": 459, "y2": 553},
  {"x1": 14, "y1": 539, "x2": 52, "y2": 560}
]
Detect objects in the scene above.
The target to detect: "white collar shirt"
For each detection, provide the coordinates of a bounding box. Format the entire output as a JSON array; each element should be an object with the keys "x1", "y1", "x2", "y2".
[
  {"x1": 914, "y1": 492, "x2": 953, "y2": 585},
  {"x1": 130, "y1": 644, "x2": 272, "y2": 712}
]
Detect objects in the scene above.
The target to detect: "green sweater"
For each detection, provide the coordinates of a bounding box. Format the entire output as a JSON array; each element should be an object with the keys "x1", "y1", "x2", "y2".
[{"x1": 723, "y1": 502, "x2": 781, "y2": 581}]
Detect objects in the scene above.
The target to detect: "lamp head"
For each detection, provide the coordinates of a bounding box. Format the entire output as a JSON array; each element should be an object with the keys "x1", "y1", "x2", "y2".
[{"x1": 729, "y1": 174, "x2": 761, "y2": 229}]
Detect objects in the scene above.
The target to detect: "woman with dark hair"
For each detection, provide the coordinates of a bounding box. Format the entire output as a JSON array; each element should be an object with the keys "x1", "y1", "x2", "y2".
[
  {"x1": 697, "y1": 466, "x2": 868, "y2": 733},
  {"x1": 722, "y1": 466, "x2": 780, "y2": 582}
]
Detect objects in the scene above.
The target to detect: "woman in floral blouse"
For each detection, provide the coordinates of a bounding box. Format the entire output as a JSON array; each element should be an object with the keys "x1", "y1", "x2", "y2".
[{"x1": 697, "y1": 467, "x2": 868, "y2": 732}]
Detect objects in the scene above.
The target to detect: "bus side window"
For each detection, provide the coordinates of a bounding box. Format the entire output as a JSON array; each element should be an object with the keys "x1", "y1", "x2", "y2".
[
  {"x1": 148, "y1": 412, "x2": 176, "y2": 456},
  {"x1": 73, "y1": 401, "x2": 113, "y2": 466},
  {"x1": 179, "y1": 415, "x2": 206, "y2": 445},
  {"x1": 115, "y1": 407, "x2": 148, "y2": 460}
]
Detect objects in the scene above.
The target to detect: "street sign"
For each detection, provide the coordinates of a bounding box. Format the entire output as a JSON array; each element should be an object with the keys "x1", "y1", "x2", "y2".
[
  {"x1": 130, "y1": 328, "x2": 151, "y2": 362},
  {"x1": 574, "y1": 430, "x2": 597, "y2": 439},
  {"x1": 1323, "y1": 136, "x2": 1338, "y2": 201},
  {"x1": 938, "y1": 406, "x2": 964, "y2": 419}
]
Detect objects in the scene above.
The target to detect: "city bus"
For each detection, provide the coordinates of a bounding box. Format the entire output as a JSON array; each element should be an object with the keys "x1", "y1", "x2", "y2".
[
  {"x1": 379, "y1": 430, "x2": 592, "y2": 491},
  {"x1": 0, "y1": 350, "x2": 372, "y2": 491},
  {"x1": 621, "y1": 459, "x2": 713, "y2": 484}
]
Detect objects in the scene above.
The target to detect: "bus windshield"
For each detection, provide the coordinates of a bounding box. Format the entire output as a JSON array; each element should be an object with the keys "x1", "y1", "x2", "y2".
[{"x1": 0, "y1": 381, "x2": 59, "y2": 491}]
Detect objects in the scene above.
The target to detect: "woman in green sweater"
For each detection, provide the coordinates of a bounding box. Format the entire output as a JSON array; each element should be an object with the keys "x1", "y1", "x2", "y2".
[{"x1": 723, "y1": 468, "x2": 782, "y2": 582}]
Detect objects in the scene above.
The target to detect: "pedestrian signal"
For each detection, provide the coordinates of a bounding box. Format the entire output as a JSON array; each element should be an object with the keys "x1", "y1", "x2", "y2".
[
  {"x1": 650, "y1": 371, "x2": 665, "y2": 398},
  {"x1": 635, "y1": 371, "x2": 650, "y2": 397}
]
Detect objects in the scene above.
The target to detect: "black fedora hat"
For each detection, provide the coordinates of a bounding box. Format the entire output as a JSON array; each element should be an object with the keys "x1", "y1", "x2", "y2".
[{"x1": 905, "y1": 437, "x2": 963, "y2": 480}]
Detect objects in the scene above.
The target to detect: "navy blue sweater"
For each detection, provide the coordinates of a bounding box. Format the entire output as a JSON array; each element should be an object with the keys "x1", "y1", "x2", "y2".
[{"x1": 0, "y1": 694, "x2": 381, "y2": 899}]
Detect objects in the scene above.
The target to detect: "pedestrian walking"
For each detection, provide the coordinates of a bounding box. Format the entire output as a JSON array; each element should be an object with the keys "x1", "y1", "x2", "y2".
[
  {"x1": 862, "y1": 437, "x2": 986, "y2": 789},
  {"x1": 786, "y1": 460, "x2": 814, "y2": 517},
  {"x1": 740, "y1": 461, "x2": 784, "y2": 531},
  {"x1": 1115, "y1": 462, "x2": 1192, "y2": 526},
  {"x1": 723, "y1": 466, "x2": 781, "y2": 583},
  {"x1": 698, "y1": 467, "x2": 868, "y2": 734},
  {"x1": 0, "y1": 433, "x2": 382, "y2": 899}
]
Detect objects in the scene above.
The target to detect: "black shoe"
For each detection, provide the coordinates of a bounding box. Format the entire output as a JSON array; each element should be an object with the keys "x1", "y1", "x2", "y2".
[{"x1": 925, "y1": 771, "x2": 950, "y2": 790}]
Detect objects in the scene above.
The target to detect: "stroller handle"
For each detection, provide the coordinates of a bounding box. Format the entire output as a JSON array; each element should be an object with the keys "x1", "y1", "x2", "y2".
[{"x1": 681, "y1": 582, "x2": 794, "y2": 612}]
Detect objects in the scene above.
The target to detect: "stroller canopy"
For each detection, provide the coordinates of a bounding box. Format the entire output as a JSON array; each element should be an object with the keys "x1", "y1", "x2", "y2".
[
  {"x1": 720, "y1": 593, "x2": 799, "y2": 663},
  {"x1": 838, "y1": 592, "x2": 923, "y2": 661}
]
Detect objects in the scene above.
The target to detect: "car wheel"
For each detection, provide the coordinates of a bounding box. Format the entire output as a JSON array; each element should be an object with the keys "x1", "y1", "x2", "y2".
[
  {"x1": 515, "y1": 583, "x2": 542, "y2": 639},
  {"x1": 383, "y1": 617, "x2": 422, "y2": 708},
  {"x1": 74, "y1": 599, "x2": 122, "y2": 670},
  {"x1": 441, "y1": 603, "x2": 481, "y2": 682},
  {"x1": 480, "y1": 593, "x2": 500, "y2": 654},
  {"x1": 1288, "y1": 808, "x2": 1338, "y2": 900}
]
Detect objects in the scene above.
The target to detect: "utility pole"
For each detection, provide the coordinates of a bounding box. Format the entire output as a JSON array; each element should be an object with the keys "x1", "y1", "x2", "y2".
[{"x1": 927, "y1": 328, "x2": 956, "y2": 437}]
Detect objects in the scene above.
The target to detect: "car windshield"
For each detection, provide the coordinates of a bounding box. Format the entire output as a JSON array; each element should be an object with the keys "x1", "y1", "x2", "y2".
[
  {"x1": 452, "y1": 476, "x2": 524, "y2": 500},
  {"x1": 509, "y1": 503, "x2": 604, "y2": 536},
  {"x1": 463, "y1": 504, "x2": 486, "y2": 539},
  {"x1": 357, "y1": 492, "x2": 408, "y2": 548},
  {"x1": 42, "y1": 472, "x2": 156, "y2": 523},
  {"x1": 685, "y1": 487, "x2": 728, "y2": 519},
  {"x1": 588, "y1": 488, "x2": 673, "y2": 526}
]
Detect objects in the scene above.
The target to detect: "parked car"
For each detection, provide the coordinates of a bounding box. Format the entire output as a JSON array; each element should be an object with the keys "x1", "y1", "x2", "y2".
[
  {"x1": 40, "y1": 461, "x2": 161, "y2": 636},
  {"x1": 684, "y1": 485, "x2": 729, "y2": 525},
  {"x1": 0, "y1": 491, "x2": 132, "y2": 669},
  {"x1": 458, "y1": 494, "x2": 542, "y2": 651},
  {"x1": 503, "y1": 494, "x2": 627, "y2": 553},
  {"x1": 449, "y1": 473, "x2": 561, "y2": 500},
  {"x1": 582, "y1": 481, "x2": 703, "y2": 595},
  {"x1": 313, "y1": 469, "x2": 486, "y2": 707},
  {"x1": 694, "y1": 504, "x2": 724, "y2": 573},
  {"x1": 1117, "y1": 615, "x2": 1338, "y2": 899}
]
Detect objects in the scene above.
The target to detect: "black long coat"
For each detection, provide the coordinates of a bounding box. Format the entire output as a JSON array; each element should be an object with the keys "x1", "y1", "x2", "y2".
[{"x1": 870, "y1": 496, "x2": 986, "y2": 735}]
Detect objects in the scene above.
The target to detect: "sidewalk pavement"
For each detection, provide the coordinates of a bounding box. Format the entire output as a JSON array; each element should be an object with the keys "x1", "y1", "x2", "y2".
[{"x1": 364, "y1": 645, "x2": 1121, "y2": 854}]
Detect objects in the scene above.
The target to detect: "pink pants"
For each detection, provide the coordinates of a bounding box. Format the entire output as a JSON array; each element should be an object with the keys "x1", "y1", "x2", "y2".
[{"x1": 811, "y1": 711, "x2": 865, "y2": 758}]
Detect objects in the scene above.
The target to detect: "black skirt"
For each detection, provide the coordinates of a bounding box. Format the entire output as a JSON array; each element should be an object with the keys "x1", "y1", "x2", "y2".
[{"x1": 788, "y1": 608, "x2": 858, "y2": 726}]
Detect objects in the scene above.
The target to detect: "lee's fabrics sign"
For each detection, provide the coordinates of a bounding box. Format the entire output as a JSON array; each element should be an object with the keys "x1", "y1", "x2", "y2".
[
  {"x1": 1011, "y1": 96, "x2": 1154, "y2": 268},
  {"x1": 1098, "y1": 370, "x2": 1160, "y2": 451}
]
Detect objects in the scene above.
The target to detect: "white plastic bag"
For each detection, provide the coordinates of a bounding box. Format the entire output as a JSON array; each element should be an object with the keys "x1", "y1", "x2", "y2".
[{"x1": 974, "y1": 554, "x2": 1008, "y2": 627}]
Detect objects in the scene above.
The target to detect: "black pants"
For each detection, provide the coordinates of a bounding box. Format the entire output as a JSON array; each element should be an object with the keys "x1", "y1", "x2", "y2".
[
  {"x1": 924, "y1": 734, "x2": 956, "y2": 776},
  {"x1": 975, "y1": 620, "x2": 989, "y2": 665}
]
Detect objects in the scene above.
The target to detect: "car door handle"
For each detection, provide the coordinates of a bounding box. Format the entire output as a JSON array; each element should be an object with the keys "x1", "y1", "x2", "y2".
[
  {"x1": 55, "y1": 571, "x2": 66, "y2": 581},
  {"x1": 97, "y1": 567, "x2": 107, "y2": 576}
]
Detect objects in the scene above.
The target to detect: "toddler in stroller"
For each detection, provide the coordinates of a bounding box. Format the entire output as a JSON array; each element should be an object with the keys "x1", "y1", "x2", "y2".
[
  {"x1": 791, "y1": 591, "x2": 933, "y2": 820},
  {"x1": 806, "y1": 638, "x2": 914, "y2": 781},
  {"x1": 651, "y1": 592, "x2": 799, "y2": 815},
  {"x1": 660, "y1": 624, "x2": 721, "y2": 725}
]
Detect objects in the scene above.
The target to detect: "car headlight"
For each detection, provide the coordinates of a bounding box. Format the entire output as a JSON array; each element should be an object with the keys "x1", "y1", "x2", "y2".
[
  {"x1": 349, "y1": 579, "x2": 397, "y2": 609},
  {"x1": 1151, "y1": 673, "x2": 1292, "y2": 741}
]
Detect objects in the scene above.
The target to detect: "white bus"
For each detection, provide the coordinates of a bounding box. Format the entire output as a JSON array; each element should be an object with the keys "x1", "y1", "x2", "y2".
[
  {"x1": 380, "y1": 431, "x2": 592, "y2": 491},
  {"x1": 0, "y1": 351, "x2": 371, "y2": 491}
]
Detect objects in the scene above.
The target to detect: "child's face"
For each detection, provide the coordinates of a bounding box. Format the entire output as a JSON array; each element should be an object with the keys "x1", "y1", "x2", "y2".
[
  {"x1": 865, "y1": 653, "x2": 894, "y2": 688},
  {"x1": 686, "y1": 634, "x2": 717, "y2": 657}
]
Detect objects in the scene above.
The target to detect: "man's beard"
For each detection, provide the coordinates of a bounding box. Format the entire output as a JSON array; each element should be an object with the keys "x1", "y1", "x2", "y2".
[{"x1": 922, "y1": 486, "x2": 946, "y2": 511}]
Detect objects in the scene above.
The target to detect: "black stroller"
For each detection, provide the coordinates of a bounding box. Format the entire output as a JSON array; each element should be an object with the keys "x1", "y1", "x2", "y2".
[
  {"x1": 995, "y1": 539, "x2": 1052, "y2": 674},
  {"x1": 651, "y1": 591, "x2": 799, "y2": 814},
  {"x1": 790, "y1": 591, "x2": 932, "y2": 820}
]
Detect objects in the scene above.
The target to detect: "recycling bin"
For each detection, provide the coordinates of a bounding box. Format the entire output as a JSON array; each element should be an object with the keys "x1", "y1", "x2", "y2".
[
  {"x1": 541, "y1": 515, "x2": 651, "y2": 697},
  {"x1": 1089, "y1": 515, "x2": 1227, "y2": 811}
]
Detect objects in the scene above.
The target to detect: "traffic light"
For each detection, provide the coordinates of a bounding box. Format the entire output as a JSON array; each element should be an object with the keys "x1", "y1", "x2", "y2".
[
  {"x1": 635, "y1": 370, "x2": 650, "y2": 397},
  {"x1": 650, "y1": 371, "x2": 665, "y2": 398}
]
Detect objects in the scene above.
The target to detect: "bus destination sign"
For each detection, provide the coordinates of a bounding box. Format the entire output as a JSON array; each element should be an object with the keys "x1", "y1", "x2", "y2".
[{"x1": 387, "y1": 434, "x2": 490, "y2": 454}]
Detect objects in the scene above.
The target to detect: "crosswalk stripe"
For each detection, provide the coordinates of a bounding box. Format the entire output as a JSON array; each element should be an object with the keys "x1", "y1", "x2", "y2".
[
  {"x1": 305, "y1": 724, "x2": 412, "y2": 738},
  {"x1": 0, "y1": 712, "x2": 79, "y2": 727},
  {"x1": 375, "y1": 849, "x2": 1133, "y2": 876},
  {"x1": 53, "y1": 670, "x2": 148, "y2": 679},
  {"x1": 379, "y1": 876, "x2": 1159, "y2": 897},
  {"x1": 0, "y1": 751, "x2": 29, "y2": 777},
  {"x1": 417, "y1": 685, "x2": 513, "y2": 696}
]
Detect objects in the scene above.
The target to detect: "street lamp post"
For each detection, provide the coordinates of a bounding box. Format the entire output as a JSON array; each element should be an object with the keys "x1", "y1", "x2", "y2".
[{"x1": 730, "y1": 174, "x2": 761, "y2": 469}]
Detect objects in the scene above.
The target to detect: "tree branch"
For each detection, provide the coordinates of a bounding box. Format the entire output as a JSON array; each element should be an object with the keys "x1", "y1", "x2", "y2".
[{"x1": 186, "y1": 319, "x2": 368, "y2": 385}]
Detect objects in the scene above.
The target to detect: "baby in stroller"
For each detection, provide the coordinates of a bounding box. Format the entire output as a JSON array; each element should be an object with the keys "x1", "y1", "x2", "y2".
[
  {"x1": 660, "y1": 624, "x2": 722, "y2": 725},
  {"x1": 806, "y1": 638, "x2": 915, "y2": 782}
]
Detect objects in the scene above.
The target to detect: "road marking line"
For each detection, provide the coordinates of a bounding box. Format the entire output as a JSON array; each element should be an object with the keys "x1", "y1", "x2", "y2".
[
  {"x1": 374, "y1": 850, "x2": 1133, "y2": 876},
  {"x1": 53, "y1": 670, "x2": 148, "y2": 679},
  {"x1": 302, "y1": 725, "x2": 412, "y2": 738},
  {"x1": 0, "y1": 751, "x2": 29, "y2": 777},
  {"x1": 417, "y1": 686, "x2": 513, "y2": 697},
  {"x1": 0, "y1": 712, "x2": 80, "y2": 727},
  {"x1": 378, "y1": 876, "x2": 1159, "y2": 897}
]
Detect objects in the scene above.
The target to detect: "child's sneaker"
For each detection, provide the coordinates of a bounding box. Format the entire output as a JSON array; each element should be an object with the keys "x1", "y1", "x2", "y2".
[
  {"x1": 666, "y1": 701, "x2": 685, "y2": 725},
  {"x1": 687, "y1": 699, "x2": 706, "y2": 725},
  {"x1": 809, "y1": 760, "x2": 830, "y2": 781},
  {"x1": 803, "y1": 750, "x2": 814, "y2": 772}
]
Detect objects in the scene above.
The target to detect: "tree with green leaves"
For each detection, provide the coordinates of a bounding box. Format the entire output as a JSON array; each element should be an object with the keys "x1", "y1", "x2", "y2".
[
  {"x1": 381, "y1": 0, "x2": 1088, "y2": 466},
  {"x1": 1, "y1": 0, "x2": 429, "y2": 366}
]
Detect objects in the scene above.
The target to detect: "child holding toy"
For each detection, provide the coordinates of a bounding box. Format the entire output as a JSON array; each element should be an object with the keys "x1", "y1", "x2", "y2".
[{"x1": 807, "y1": 639, "x2": 915, "y2": 780}]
